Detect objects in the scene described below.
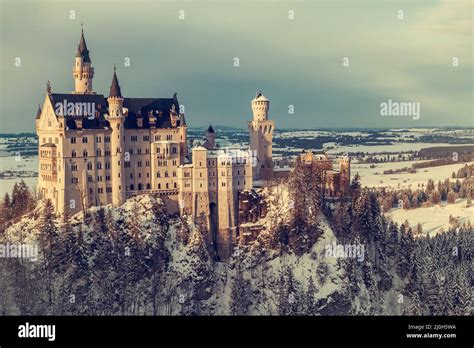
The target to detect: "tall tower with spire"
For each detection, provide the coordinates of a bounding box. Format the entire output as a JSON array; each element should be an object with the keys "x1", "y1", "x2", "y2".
[
  {"x1": 72, "y1": 25, "x2": 95, "y2": 94},
  {"x1": 248, "y1": 91, "x2": 275, "y2": 182},
  {"x1": 107, "y1": 66, "x2": 126, "y2": 206}
]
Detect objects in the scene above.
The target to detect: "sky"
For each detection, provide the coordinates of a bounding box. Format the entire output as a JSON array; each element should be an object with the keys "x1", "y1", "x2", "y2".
[{"x1": 0, "y1": 0, "x2": 472, "y2": 133}]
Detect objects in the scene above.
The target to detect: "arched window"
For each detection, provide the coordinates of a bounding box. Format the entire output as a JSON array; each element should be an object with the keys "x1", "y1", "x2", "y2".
[
  {"x1": 72, "y1": 150, "x2": 76, "y2": 158},
  {"x1": 83, "y1": 150, "x2": 88, "y2": 157},
  {"x1": 87, "y1": 162, "x2": 92, "y2": 170}
]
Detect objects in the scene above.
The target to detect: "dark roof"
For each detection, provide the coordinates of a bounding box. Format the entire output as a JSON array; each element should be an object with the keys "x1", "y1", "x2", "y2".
[
  {"x1": 77, "y1": 30, "x2": 91, "y2": 63},
  {"x1": 46, "y1": 93, "x2": 184, "y2": 130},
  {"x1": 35, "y1": 105, "x2": 42, "y2": 119},
  {"x1": 49, "y1": 93, "x2": 109, "y2": 130},
  {"x1": 123, "y1": 98, "x2": 182, "y2": 129},
  {"x1": 109, "y1": 68, "x2": 122, "y2": 98},
  {"x1": 207, "y1": 124, "x2": 215, "y2": 133}
]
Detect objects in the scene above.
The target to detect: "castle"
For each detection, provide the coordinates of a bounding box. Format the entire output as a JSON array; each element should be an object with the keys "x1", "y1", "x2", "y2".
[{"x1": 36, "y1": 28, "x2": 350, "y2": 258}]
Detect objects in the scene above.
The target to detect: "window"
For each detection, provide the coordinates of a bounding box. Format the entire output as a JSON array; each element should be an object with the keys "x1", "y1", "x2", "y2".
[
  {"x1": 97, "y1": 176, "x2": 103, "y2": 181},
  {"x1": 83, "y1": 150, "x2": 88, "y2": 157},
  {"x1": 82, "y1": 136, "x2": 88, "y2": 143},
  {"x1": 154, "y1": 135, "x2": 161, "y2": 141},
  {"x1": 71, "y1": 137, "x2": 76, "y2": 144},
  {"x1": 97, "y1": 162, "x2": 102, "y2": 170},
  {"x1": 131, "y1": 135, "x2": 138, "y2": 142},
  {"x1": 165, "y1": 171, "x2": 169, "y2": 177},
  {"x1": 87, "y1": 162, "x2": 92, "y2": 170},
  {"x1": 157, "y1": 172, "x2": 161, "y2": 178},
  {"x1": 106, "y1": 175, "x2": 110, "y2": 181},
  {"x1": 130, "y1": 184, "x2": 134, "y2": 190},
  {"x1": 145, "y1": 160, "x2": 150, "y2": 167},
  {"x1": 146, "y1": 183, "x2": 151, "y2": 190},
  {"x1": 173, "y1": 171, "x2": 176, "y2": 177},
  {"x1": 137, "y1": 149, "x2": 142, "y2": 155},
  {"x1": 71, "y1": 164, "x2": 78, "y2": 171},
  {"x1": 104, "y1": 136, "x2": 111, "y2": 143},
  {"x1": 71, "y1": 150, "x2": 77, "y2": 158},
  {"x1": 96, "y1": 149, "x2": 102, "y2": 157},
  {"x1": 143, "y1": 135, "x2": 150, "y2": 141},
  {"x1": 105, "y1": 162, "x2": 110, "y2": 169},
  {"x1": 137, "y1": 161, "x2": 142, "y2": 167},
  {"x1": 87, "y1": 176, "x2": 93, "y2": 183},
  {"x1": 172, "y1": 147, "x2": 177, "y2": 154},
  {"x1": 96, "y1": 136, "x2": 102, "y2": 143},
  {"x1": 174, "y1": 183, "x2": 177, "y2": 189},
  {"x1": 106, "y1": 187, "x2": 112, "y2": 193}
]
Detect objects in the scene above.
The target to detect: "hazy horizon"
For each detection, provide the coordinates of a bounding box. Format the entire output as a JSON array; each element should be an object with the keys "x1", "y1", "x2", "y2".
[{"x1": 1, "y1": 0, "x2": 472, "y2": 133}]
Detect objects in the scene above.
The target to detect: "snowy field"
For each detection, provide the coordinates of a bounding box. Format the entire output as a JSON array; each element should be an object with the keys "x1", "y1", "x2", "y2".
[
  {"x1": 354, "y1": 161, "x2": 474, "y2": 189},
  {"x1": 0, "y1": 155, "x2": 38, "y2": 197},
  {"x1": 326, "y1": 142, "x2": 474, "y2": 155},
  {"x1": 388, "y1": 199, "x2": 473, "y2": 237}
]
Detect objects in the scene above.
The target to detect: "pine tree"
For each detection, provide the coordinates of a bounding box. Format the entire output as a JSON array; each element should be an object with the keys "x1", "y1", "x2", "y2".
[
  {"x1": 230, "y1": 265, "x2": 251, "y2": 315},
  {"x1": 305, "y1": 276, "x2": 317, "y2": 315}
]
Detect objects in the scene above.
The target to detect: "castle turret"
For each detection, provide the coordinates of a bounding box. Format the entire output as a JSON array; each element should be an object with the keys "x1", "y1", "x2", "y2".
[
  {"x1": 107, "y1": 66, "x2": 125, "y2": 206},
  {"x1": 248, "y1": 91, "x2": 275, "y2": 182},
  {"x1": 204, "y1": 124, "x2": 216, "y2": 149},
  {"x1": 72, "y1": 25, "x2": 95, "y2": 94},
  {"x1": 339, "y1": 154, "x2": 351, "y2": 194}
]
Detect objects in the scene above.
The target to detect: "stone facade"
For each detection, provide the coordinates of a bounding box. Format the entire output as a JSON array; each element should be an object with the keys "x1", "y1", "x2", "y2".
[{"x1": 35, "y1": 29, "x2": 251, "y2": 259}]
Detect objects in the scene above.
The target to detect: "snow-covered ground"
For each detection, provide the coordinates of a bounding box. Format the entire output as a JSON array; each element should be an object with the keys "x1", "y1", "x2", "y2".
[
  {"x1": 354, "y1": 161, "x2": 474, "y2": 189},
  {"x1": 327, "y1": 143, "x2": 474, "y2": 155},
  {"x1": 388, "y1": 199, "x2": 473, "y2": 237},
  {"x1": 0, "y1": 155, "x2": 38, "y2": 197}
]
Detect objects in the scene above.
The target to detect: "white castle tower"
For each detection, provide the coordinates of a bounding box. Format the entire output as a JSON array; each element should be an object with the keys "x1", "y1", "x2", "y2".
[
  {"x1": 107, "y1": 66, "x2": 126, "y2": 206},
  {"x1": 72, "y1": 25, "x2": 95, "y2": 94},
  {"x1": 248, "y1": 91, "x2": 275, "y2": 181}
]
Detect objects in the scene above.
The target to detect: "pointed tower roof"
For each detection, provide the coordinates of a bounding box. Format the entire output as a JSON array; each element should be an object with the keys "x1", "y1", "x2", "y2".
[
  {"x1": 207, "y1": 124, "x2": 215, "y2": 133},
  {"x1": 77, "y1": 24, "x2": 91, "y2": 63},
  {"x1": 109, "y1": 66, "x2": 122, "y2": 98},
  {"x1": 35, "y1": 104, "x2": 42, "y2": 119}
]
